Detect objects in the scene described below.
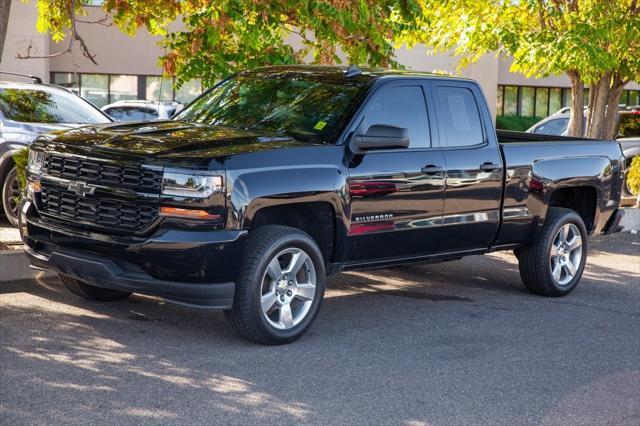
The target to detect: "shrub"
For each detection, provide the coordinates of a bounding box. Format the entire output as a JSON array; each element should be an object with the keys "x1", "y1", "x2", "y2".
[
  {"x1": 13, "y1": 147, "x2": 29, "y2": 193},
  {"x1": 496, "y1": 115, "x2": 544, "y2": 132},
  {"x1": 627, "y1": 155, "x2": 640, "y2": 196}
]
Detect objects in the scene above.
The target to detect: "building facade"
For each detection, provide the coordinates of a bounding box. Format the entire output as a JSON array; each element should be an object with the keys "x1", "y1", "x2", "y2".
[{"x1": 2, "y1": 1, "x2": 639, "y2": 118}]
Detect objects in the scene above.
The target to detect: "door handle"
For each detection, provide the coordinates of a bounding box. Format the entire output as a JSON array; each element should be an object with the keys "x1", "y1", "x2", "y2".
[
  {"x1": 479, "y1": 162, "x2": 500, "y2": 171},
  {"x1": 421, "y1": 165, "x2": 443, "y2": 175}
]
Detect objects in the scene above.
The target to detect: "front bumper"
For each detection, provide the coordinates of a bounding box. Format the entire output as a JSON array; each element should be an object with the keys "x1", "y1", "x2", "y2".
[{"x1": 20, "y1": 200, "x2": 246, "y2": 309}]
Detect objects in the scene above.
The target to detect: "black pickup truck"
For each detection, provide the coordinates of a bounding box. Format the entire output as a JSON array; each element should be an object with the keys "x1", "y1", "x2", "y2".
[{"x1": 20, "y1": 66, "x2": 625, "y2": 344}]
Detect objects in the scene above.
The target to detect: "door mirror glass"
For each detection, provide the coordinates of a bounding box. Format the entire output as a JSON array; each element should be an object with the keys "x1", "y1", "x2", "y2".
[{"x1": 350, "y1": 124, "x2": 410, "y2": 153}]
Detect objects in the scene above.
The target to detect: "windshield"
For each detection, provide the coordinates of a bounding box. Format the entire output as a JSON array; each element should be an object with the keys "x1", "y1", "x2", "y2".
[
  {"x1": 0, "y1": 87, "x2": 109, "y2": 124},
  {"x1": 175, "y1": 75, "x2": 361, "y2": 143}
]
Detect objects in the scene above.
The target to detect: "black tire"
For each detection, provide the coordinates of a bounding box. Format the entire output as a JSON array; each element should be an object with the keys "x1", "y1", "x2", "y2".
[
  {"x1": 225, "y1": 225, "x2": 326, "y2": 345},
  {"x1": 2, "y1": 166, "x2": 20, "y2": 227},
  {"x1": 59, "y1": 274, "x2": 132, "y2": 302},
  {"x1": 517, "y1": 207, "x2": 588, "y2": 297}
]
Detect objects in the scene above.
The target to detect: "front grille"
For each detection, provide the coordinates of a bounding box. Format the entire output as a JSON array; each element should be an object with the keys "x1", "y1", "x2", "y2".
[
  {"x1": 40, "y1": 187, "x2": 157, "y2": 231},
  {"x1": 43, "y1": 154, "x2": 162, "y2": 193}
]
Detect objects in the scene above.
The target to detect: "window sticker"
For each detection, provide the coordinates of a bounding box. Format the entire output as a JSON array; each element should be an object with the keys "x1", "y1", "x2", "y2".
[{"x1": 313, "y1": 120, "x2": 327, "y2": 131}]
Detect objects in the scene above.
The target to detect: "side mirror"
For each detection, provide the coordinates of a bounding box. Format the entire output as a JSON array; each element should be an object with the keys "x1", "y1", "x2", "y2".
[{"x1": 350, "y1": 124, "x2": 410, "y2": 154}]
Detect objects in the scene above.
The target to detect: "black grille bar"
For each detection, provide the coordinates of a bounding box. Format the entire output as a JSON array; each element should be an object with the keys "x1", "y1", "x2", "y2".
[
  {"x1": 42, "y1": 154, "x2": 162, "y2": 193},
  {"x1": 40, "y1": 186, "x2": 158, "y2": 232}
]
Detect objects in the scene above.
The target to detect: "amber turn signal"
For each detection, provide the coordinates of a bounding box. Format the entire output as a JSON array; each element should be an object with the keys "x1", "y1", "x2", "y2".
[{"x1": 159, "y1": 206, "x2": 221, "y2": 220}]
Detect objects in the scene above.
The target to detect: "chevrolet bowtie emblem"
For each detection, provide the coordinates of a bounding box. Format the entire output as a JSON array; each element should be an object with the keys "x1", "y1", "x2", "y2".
[{"x1": 68, "y1": 181, "x2": 96, "y2": 197}]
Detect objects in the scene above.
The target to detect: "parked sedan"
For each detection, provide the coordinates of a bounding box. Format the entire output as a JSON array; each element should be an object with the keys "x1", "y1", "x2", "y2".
[
  {"x1": 0, "y1": 75, "x2": 112, "y2": 226},
  {"x1": 102, "y1": 100, "x2": 183, "y2": 122}
]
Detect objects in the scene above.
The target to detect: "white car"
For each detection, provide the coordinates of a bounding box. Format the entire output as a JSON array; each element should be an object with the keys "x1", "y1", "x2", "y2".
[{"x1": 101, "y1": 100, "x2": 183, "y2": 122}]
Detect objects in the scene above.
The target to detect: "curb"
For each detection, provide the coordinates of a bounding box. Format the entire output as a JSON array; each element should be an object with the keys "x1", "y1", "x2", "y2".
[
  {"x1": 620, "y1": 208, "x2": 640, "y2": 233},
  {"x1": 0, "y1": 249, "x2": 55, "y2": 283}
]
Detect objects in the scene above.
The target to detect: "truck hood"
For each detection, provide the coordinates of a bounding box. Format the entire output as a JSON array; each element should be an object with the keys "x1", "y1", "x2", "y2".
[{"x1": 41, "y1": 120, "x2": 308, "y2": 160}]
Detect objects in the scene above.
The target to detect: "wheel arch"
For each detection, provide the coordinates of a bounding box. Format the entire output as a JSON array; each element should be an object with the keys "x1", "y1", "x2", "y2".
[
  {"x1": 247, "y1": 201, "x2": 340, "y2": 266},
  {"x1": 547, "y1": 186, "x2": 598, "y2": 233}
]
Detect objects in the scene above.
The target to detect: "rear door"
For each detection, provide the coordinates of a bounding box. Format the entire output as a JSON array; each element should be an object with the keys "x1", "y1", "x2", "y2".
[
  {"x1": 429, "y1": 81, "x2": 503, "y2": 251},
  {"x1": 346, "y1": 80, "x2": 446, "y2": 261}
]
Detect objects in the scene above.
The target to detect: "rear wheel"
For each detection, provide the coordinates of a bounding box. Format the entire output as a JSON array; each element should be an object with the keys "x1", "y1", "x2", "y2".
[
  {"x1": 2, "y1": 166, "x2": 20, "y2": 227},
  {"x1": 225, "y1": 225, "x2": 326, "y2": 345},
  {"x1": 59, "y1": 274, "x2": 132, "y2": 302},
  {"x1": 517, "y1": 207, "x2": 588, "y2": 297}
]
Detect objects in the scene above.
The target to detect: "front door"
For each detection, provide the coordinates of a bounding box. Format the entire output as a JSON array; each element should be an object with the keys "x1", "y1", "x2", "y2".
[{"x1": 346, "y1": 81, "x2": 446, "y2": 262}]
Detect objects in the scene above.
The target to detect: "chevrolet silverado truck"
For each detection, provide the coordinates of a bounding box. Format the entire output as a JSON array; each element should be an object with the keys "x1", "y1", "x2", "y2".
[{"x1": 20, "y1": 66, "x2": 625, "y2": 345}]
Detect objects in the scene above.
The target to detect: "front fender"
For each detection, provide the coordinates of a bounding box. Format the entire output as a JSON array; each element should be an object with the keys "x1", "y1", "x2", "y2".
[{"x1": 222, "y1": 146, "x2": 348, "y2": 231}]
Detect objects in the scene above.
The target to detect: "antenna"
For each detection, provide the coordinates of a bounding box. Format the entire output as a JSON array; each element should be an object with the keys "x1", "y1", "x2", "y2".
[
  {"x1": 0, "y1": 71, "x2": 43, "y2": 84},
  {"x1": 345, "y1": 65, "x2": 362, "y2": 78}
]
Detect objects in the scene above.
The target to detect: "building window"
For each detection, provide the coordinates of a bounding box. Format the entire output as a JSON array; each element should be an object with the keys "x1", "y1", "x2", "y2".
[
  {"x1": 175, "y1": 79, "x2": 203, "y2": 104},
  {"x1": 520, "y1": 87, "x2": 535, "y2": 117},
  {"x1": 535, "y1": 87, "x2": 549, "y2": 117},
  {"x1": 497, "y1": 85, "x2": 596, "y2": 117},
  {"x1": 549, "y1": 88, "x2": 562, "y2": 114},
  {"x1": 146, "y1": 76, "x2": 174, "y2": 102},
  {"x1": 52, "y1": 72, "x2": 79, "y2": 95},
  {"x1": 503, "y1": 86, "x2": 518, "y2": 115},
  {"x1": 51, "y1": 72, "x2": 207, "y2": 107},
  {"x1": 80, "y1": 74, "x2": 109, "y2": 108},
  {"x1": 109, "y1": 75, "x2": 137, "y2": 103}
]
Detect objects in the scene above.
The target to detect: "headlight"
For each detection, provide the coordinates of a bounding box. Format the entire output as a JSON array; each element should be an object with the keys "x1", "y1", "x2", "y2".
[
  {"x1": 161, "y1": 171, "x2": 223, "y2": 198},
  {"x1": 27, "y1": 149, "x2": 45, "y2": 174}
]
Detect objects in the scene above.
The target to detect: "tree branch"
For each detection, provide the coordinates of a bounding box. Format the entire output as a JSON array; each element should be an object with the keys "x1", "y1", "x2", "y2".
[{"x1": 16, "y1": 0, "x2": 98, "y2": 65}]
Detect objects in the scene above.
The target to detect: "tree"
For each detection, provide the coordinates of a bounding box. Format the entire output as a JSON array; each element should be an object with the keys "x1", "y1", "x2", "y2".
[
  {"x1": 30, "y1": 0, "x2": 418, "y2": 87},
  {"x1": 0, "y1": 0, "x2": 11, "y2": 64},
  {"x1": 403, "y1": 0, "x2": 640, "y2": 139}
]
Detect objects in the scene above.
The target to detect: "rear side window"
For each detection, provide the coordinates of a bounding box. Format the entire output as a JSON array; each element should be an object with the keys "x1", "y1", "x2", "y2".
[
  {"x1": 360, "y1": 85, "x2": 430, "y2": 149},
  {"x1": 436, "y1": 86, "x2": 484, "y2": 147},
  {"x1": 534, "y1": 118, "x2": 569, "y2": 135}
]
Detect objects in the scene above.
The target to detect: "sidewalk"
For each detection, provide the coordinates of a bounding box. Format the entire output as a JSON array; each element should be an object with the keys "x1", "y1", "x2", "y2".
[{"x1": 0, "y1": 218, "x2": 21, "y2": 250}]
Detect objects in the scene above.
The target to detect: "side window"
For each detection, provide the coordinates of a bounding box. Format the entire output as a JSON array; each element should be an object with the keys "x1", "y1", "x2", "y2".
[
  {"x1": 143, "y1": 108, "x2": 159, "y2": 120},
  {"x1": 534, "y1": 118, "x2": 568, "y2": 135},
  {"x1": 105, "y1": 107, "x2": 123, "y2": 121},
  {"x1": 361, "y1": 85, "x2": 430, "y2": 149},
  {"x1": 436, "y1": 86, "x2": 484, "y2": 147}
]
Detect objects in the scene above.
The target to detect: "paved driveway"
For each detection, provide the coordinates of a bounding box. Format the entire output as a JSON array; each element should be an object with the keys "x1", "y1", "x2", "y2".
[{"x1": 1, "y1": 233, "x2": 639, "y2": 425}]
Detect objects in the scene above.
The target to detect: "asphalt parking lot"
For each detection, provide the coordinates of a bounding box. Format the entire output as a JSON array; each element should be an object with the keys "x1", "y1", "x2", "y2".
[{"x1": 1, "y1": 232, "x2": 639, "y2": 425}]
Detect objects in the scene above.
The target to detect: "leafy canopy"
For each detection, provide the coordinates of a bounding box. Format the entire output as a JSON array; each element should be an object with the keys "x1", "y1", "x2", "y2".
[
  {"x1": 404, "y1": 0, "x2": 640, "y2": 86},
  {"x1": 36, "y1": 0, "x2": 422, "y2": 87}
]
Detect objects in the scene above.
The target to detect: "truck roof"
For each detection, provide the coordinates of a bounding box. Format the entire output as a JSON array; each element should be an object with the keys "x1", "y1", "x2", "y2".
[{"x1": 239, "y1": 65, "x2": 473, "y2": 86}]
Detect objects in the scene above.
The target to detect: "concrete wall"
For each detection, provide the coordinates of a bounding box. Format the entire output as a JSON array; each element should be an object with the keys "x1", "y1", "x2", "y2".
[
  {"x1": 48, "y1": 7, "x2": 169, "y2": 76},
  {"x1": 0, "y1": 0, "x2": 49, "y2": 82}
]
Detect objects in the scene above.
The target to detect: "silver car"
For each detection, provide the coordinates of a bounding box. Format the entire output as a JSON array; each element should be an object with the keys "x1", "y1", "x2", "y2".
[{"x1": 102, "y1": 100, "x2": 183, "y2": 122}]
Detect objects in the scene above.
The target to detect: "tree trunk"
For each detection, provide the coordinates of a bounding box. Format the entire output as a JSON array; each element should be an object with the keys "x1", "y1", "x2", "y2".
[
  {"x1": 566, "y1": 71, "x2": 584, "y2": 137},
  {"x1": 586, "y1": 72, "x2": 612, "y2": 140},
  {"x1": 603, "y1": 77, "x2": 627, "y2": 140},
  {"x1": 0, "y1": 0, "x2": 11, "y2": 64}
]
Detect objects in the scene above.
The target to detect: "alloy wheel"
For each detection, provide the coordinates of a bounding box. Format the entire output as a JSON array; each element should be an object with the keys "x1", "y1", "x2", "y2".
[
  {"x1": 549, "y1": 223, "x2": 583, "y2": 286},
  {"x1": 260, "y1": 247, "x2": 317, "y2": 330}
]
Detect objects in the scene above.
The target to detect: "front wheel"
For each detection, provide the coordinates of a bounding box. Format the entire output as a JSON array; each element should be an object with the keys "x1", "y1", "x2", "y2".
[
  {"x1": 517, "y1": 207, "x2": 588, "y2": 297},
  {"x1": 225, "y1": 225, "x2": 326, "y2": 345}
]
